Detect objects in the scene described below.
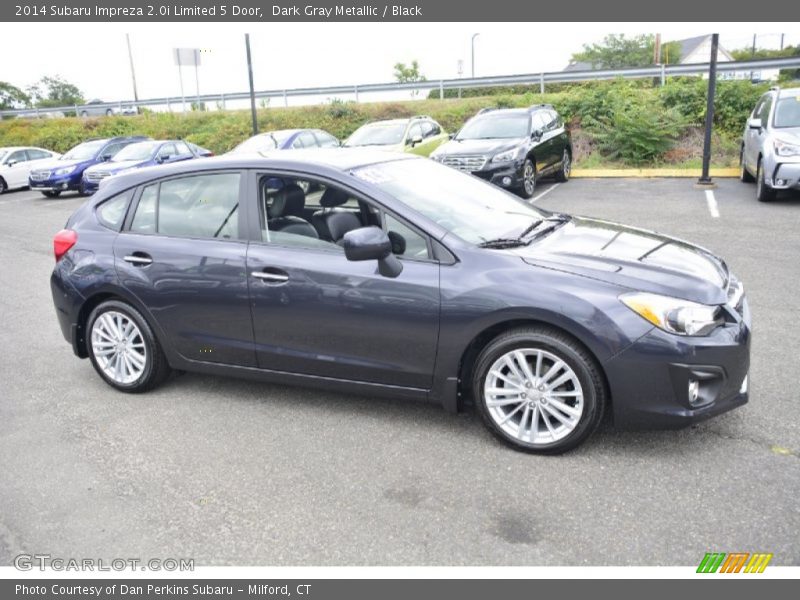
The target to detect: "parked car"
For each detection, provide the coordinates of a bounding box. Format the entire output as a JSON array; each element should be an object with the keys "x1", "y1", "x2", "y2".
[
  {"x1": 431, "y1": 105, "x2": 572, "y2": 199},
  {"x1": 343, "y1": 116, "x2": 448, "y2": 156},
  {"x1": 0, "y1": 146, "x2": 61, "y2": 194},
  {"x1": 29, "y1": 136, "x2": 150, "y2": 197},
  {"x1": 82, "y1": 140, "x2": 200, "y2": 194},
  {"x1": 78, "y1": 99, "x2": 137, "y2": 117},
  {"x1": 50, "y1": 150, "x2": 750, "y2": 454},
  {"x1": 14, "y1": 111, "x2": 65, "y2": 120},
  {"x1": 230, "y1": 129, "x2": 340, "y2": 154},
  {"x1": 740, "y1": 86, "x2": 800, "y2": 201}
]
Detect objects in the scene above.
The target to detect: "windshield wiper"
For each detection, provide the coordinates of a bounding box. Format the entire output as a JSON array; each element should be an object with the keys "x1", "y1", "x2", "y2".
[
  {"x1": 478, "y1": 215, "x2": 570, "y2": 249},
  {"x1": 478, "y1": 238, "x2": 530, "y2": 249}
]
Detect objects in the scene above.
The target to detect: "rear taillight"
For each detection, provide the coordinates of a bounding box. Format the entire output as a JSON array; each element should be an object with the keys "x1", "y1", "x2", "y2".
[{"x1": 54, "y1": 229, "x2": 78, "y2": 262}]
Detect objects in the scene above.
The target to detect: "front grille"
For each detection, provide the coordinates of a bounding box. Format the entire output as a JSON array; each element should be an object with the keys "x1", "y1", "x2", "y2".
[
  {"x1": 84, "y1": 170, "x2": 112, "y2": 183},
  {"x1": 441, "y1": 155, "x2": 487, "y2": 172},
  {"x1": 30, "y1": 170, "x2": 51, "y2": 181}
]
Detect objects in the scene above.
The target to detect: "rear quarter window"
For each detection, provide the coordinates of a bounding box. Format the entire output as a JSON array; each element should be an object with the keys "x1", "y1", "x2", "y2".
[{"x1": 96, "y1": 189, "x2": 134, "y2": 230}]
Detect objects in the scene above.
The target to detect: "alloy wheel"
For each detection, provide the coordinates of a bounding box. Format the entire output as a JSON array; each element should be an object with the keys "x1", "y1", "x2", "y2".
[
  {"x1": 91, "y1": 310, "x2": 148, "y2": 384},
  {"x1": 483, "y1": 348, "x2": 584, "y2": 444},
  {"x1": 523, "y1": 161, "x2": 536, "y2": 196}
]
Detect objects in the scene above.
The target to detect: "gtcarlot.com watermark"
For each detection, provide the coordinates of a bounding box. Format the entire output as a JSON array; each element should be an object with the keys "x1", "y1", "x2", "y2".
[{"x1": 14, "y1": 554, "x2": 194, "y2": 572}]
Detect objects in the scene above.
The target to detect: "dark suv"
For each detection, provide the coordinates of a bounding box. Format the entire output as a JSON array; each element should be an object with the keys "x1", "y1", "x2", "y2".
[{"x1": 430, "y1": 105, "x2": 572, "y2": 198}]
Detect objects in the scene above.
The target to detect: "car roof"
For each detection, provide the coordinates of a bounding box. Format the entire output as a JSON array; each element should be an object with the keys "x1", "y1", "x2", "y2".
[
  {"x1": 777, "y1": 87, "x2": 800, "y2": 98},
  {"x1": 99, "y1": 148, "x2": 418, "y2": 193},
  {"x1": 359, "y1": 119, "x2": 410, "y2": 126}
]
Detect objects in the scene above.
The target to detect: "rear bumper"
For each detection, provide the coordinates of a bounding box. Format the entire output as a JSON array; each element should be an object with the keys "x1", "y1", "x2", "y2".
[
  {"x1": 50, "y1": 264, "x2": 86, "y2": 357},
  {"x1": 605, "y1": 299, "x2": 751, "y2": 429}
]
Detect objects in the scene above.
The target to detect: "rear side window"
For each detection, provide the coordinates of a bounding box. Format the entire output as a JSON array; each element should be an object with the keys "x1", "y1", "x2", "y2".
[
  {"x1": 96, "y1": 189, "x2": 134, "y2": 230},
  {"x1": 130, "y1": 172, "x2": 242, "y2": 239}
]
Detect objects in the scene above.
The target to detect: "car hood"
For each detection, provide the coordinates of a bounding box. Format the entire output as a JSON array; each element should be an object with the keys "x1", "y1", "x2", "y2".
[
  {"x1": 434, "y1": 137, "x2": 525, "y2": 156},
  {"x1": 511, "y1": 216, "x2": 730, "y2": 305},
  {"x1": 32, "y1": 158, "x2": 90, "y2": 171},
  {"x1": 773, "y1": 127, "x2": 800, "y2": 143},
  {"x1": 87, "y1": 159, "x2": 148, "y2": 173}
]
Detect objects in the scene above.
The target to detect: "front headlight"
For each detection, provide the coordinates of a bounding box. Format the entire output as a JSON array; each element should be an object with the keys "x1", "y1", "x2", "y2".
[
  {"x1": 492, "y1": 147, "x2": 522, "y2": 163},
  {"x1": 620, "y1": 292, "x2": 723, "y2": 336},
  {"x1": 773, "y1": 138, "x2": 800, "y2": 157},
  {"x1": 54, "y1": 166, "x2": 76, "y2": 176}
]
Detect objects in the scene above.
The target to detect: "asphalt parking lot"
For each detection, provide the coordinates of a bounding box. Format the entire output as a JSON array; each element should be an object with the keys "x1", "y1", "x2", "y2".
[{"x1": 0, "y1": 177, "x2": 798, "y2": 567}]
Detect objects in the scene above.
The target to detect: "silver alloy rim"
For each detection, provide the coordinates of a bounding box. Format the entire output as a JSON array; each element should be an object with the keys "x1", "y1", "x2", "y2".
[
  {"x1": 757, "y1": 165, "x2": 763, "y2": 197},
  {"x1": 562, "y1": 151, "x2": 571, "y2": 178},
  {"x1": 524, "y1": 162, "x2": 536, "y2": 195},
  {"x1": 484, "y1": 348, "x2": 584, "y2": 444},
  {"x1": 91, "y1": 311, "x2": 147, "y2": 384}
]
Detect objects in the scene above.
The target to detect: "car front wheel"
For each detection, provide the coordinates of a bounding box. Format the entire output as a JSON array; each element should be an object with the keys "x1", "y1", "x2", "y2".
[
  {"x1": 473, "y1": 327, "x2": 605, "y2": 454},
  {"x1": 756, "y1": 159, "x2": 777, "y2": 202},
  {"x1": 555, "y1": 150, "x2": 571, "y2": 182},
  {"x1": 86, "y1": 300, "x2": 171, "y2": 392},
  {"x1": 517, "y1": 159, "x2": 536, "y2": 199},
  {"x1": 739, "y1": 152, "x2": 755, "y2": 183},
  {"x1": 41, "y1": 190, "x2": 60, "y2": 198}
]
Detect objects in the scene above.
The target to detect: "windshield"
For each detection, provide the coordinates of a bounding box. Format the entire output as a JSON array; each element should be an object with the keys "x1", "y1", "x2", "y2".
[
  {"x1": 62, "y1": 140, "x2": 106, "y2": 161},
  {"x1": 232, "y1": 131, "x2": 294, "y2": 153},
  {"x1": 113, "y1": 141, "x2": 158, "y2": 161},
  {"x1": 774, "y1": 97, "x2": 800, "y2": 128},
  {"x1": 457, "y1": 114, "x2": 530, "y2": 140},
  {"x1": 346, "y1": 123, "x2": 406, "y2": 146},
  {"x1": 353, "y1": 159, "x2": 546, "y2": 244}
]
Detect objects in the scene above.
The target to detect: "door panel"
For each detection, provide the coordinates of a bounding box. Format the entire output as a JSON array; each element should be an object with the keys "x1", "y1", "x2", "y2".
[{"x1": 246, "y1": 245, "x2": 441, "y2": 389}]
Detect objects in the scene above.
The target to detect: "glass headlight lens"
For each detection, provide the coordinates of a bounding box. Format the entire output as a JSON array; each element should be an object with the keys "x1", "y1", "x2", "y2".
[
  {"x1": 774, "y1": 138, "x2": 800, "y2": 157},
  {"x1": 492, "y1": 148, "x2": 521, "y2": 163},
  {"x1": 620, "y1": 292, "x2": 722, "y2": 336},
  {"x1": 54, "y1": 166, "x2": 76, "y2": 176}
]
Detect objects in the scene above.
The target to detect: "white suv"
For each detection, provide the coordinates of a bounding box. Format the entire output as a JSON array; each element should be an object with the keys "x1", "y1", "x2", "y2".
[{"x1": 0, "y1": 146, "x2": 61, "y2": 194}]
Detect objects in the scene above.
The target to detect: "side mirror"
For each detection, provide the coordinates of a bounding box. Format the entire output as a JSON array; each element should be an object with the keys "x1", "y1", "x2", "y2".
[
  {"x1": 532, "y1": 129, "x2": 543, "y2": 141},
  {"x1": 157, "y1": 155, "x2": 170, "y2": 163},
  {"x1": 101, "y1": 154, "x2": 113, "y2": 161},
  {"x1": 6, "y1": 160, "x2": 17, "y2": 167},
  {"x1": 408, "y1": 134, "x2": 423, "y2": 147},
  {"x1": 448, "y1": 133, "x2": 456, "y2": 140},
  {"x1": 343, "y1": 226, "x2": 403, "y2": 278},
  {"x1": 748, "y1": 118, "x2": 763, "y2": 130}
]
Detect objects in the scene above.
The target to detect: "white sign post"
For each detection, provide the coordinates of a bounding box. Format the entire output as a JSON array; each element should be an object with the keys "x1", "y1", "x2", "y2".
[{"x1": 173, "y1": 48, "x2": 202, "y2": 113}]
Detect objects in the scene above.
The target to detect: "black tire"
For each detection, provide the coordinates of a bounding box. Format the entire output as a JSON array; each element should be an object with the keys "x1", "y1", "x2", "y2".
[
  {"x1": 516, "y1": 158, "x2": 536, "y2": 199},
  {"x1": 105, "y1": 109, "x2": 114, "y2": 116},
  {"x1": 739, "y1": 151, "x2": 755, "y2": 183},
  {"x1": 472, "y1": 327, "x2": 606, "y2": 454},
  {"x1": 80, "y1": 111, "x2": 88, "y2": 118},
  {"x1": 756, "y1": 159, "x2": 777, "y2": 202},
  {"x1": 0, "y1": 177, "x2": 7, "y2": 194},
  {"x1": 41, "y1": 190, "x2": 60, "y2": 198},
  {"x1": 86, "y1": 300, "x2": 171, "y2": 393},
  {"x1": 554, "y1": 149, "x2": 571, "y2": 183}
]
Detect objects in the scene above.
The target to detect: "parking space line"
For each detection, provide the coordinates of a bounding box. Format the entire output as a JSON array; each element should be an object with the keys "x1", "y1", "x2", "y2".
[
  {"x1": 531, "y1": 183, "x2": 560, "y2": 203},
  {"x1": 705, "y1": 190, "x2": 720, "y2": 218}
]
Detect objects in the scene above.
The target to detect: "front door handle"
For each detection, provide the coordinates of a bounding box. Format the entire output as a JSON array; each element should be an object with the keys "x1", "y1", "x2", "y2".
[
  {"x1": 252, "y1": 269, "x2": 289, "y2": 283},
  {"x1": 124, "y1": 253, "x2": 153, "y2": 266}
]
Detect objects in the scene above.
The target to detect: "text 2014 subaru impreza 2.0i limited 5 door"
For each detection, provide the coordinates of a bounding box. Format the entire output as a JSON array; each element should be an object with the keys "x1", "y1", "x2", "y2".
[{"x1": 50, "y1": 150, "x2": 750, "y2": 453}]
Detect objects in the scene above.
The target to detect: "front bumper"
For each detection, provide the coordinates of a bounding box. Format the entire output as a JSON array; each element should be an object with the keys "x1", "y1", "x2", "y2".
[
  {"x1": 768, "y1": 161, "x2": 800, "y2": 189},
  {"x1": 472, "y1": 160, "x2": 526, "y2": 189},
  {"x1": 29, "y1": 172, "x2": 82, "y2": 192},
  {"x1": 81, "y1": 179, "x2": 100, "y2": 193},
  {"x1": 605, "y1": 299, "x2": 751, "y2": 429}
]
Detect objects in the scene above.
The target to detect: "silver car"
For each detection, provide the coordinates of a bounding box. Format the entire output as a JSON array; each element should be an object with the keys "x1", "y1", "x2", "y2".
[
  {"x1": 78, "y1": 99, "x2": 137, "y2": 117},
  {"x1": 740, "y1": 86, "x2": 800, "y2": 202}
]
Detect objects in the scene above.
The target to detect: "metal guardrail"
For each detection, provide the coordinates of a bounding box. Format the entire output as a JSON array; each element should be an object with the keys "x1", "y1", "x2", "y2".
[{"x1": 3, "y1": 57, "x2": 800, "y2": 117}]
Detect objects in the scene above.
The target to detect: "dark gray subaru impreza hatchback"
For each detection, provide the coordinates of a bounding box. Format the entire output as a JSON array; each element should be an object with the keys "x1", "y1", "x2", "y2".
[{"x1": 50, "y1": 149, "x2": 750, "y2": 453}]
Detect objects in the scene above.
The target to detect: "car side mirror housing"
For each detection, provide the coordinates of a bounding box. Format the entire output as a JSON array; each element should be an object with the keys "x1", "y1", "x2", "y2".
[
  {"x1": 532, "y1": 129, "x2": 543, "y2": 140},
  {"x1": 448, "y1": 133, "x2": 456, "y2": 140},
  {"x1": 101, "y1": 154, "x2": 113, "y2": 161},
  {"x1": 748, "y1": 118, "x2": 763, "y2": 130},
  {"x1": 408, "y1": 134, "x2": 423, "y2": 147},
  {"x1": 6, "y1": 160, "x2": 17, "y2": 167},
  {"x1": 343, "y1": 226, "x2": 403, "y2": 278}
]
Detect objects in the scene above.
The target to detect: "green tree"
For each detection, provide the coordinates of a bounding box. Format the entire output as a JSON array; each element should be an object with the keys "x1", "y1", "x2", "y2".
[
  {"x1": 393, "y1": 60, "x2": 426, "y2": 97},
  {"x1": 26, "y1": 75, "x2": 84, "y2": 108},
  {"x1": 571, "y1": 34, "x2": 681, "y2": 68},
  {"x1": 0, "y1": 81, "x2": 29, "y2": 109}
]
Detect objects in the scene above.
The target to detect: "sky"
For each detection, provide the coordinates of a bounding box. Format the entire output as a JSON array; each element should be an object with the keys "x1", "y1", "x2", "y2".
[{"x1": 0, "y1": 22, "x2": 797, "y2": 109}]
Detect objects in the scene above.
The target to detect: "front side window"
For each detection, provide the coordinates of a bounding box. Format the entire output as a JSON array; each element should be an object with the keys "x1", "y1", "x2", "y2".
[
  {"x1": 130, "y1": 173, "x2": 241, "y2": 239},
  {"x1": 8, "y1": 150, "x2": 27, "y2": 163}
]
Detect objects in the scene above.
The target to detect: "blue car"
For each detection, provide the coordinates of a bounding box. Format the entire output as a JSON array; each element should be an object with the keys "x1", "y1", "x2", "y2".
[
  {"x1": 82, "y1": 140, "x2": 201, "y2": 194},
  {"x1": 28, "y1": 136, "x2": 150, "y2": 197},
  {"x1": 229, "y1": 129, "x2": 340, "y2": 154},
  {"x1": 50, "y1": 150, "x2": 750, "y2": 454}
]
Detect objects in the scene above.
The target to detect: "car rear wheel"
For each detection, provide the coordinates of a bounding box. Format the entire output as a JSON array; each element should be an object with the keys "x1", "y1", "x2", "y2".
[
  {"x1": 517, "y1": 159, "x2": 536, "y2": 199},
  {"x1": 473, "y1": 327, "x2": 605, "y2": 454},
  {"x1": 80, "y1": 111, "x2": 88, "y2": 118},
  {"x1": 756, "y1": 159, "x2": 776, "y2": 202},
  {"x1": 86, "y1": 300, "x2": 171, "y2": 393},
  {"x1": 554, "y1": 150, "x2": 571, "y2": 182},
  {"x1": 41, "y1": 190, "x2": 60, "y2": 198}
]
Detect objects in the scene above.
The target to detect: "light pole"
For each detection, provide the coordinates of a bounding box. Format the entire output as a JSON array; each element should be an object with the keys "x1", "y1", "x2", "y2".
[
  {"x1": 471, "y1": 33, "x2": 480, "y2": 78},
  {"x1": 125, "y1": 34, "x2": 140, "y2": 113}
]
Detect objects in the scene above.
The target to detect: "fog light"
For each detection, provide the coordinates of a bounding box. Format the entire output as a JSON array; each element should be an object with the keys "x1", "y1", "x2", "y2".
[
  {"x1": 740, "y1": 375, "x2": 748, "y2": 394},
  {"x1": 61, "y1": 183, "x2": 69, "y2": 189},
  {"x1": 502, "y1": 177, "x2": 512, "y2": 186},
  {"x1": 688, "y1": 379, "x2": 700, "y2": 404},
  {"x1": 775, "y1": 179, "x2": 786, "y2": 186}
]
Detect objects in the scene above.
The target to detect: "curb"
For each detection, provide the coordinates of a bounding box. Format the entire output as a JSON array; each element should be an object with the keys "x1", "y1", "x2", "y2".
[{"x1": 571, "y1": 168, "x2": 740, "y2": 178}]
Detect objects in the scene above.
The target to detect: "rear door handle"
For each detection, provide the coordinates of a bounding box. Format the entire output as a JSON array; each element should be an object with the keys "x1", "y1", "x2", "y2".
[
  {"x1": 124, "y1": 253, "x2": 153, "y2": 266},
  {"x1": 252, "y1": 268, "x2": 289, "y2": 283}
]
